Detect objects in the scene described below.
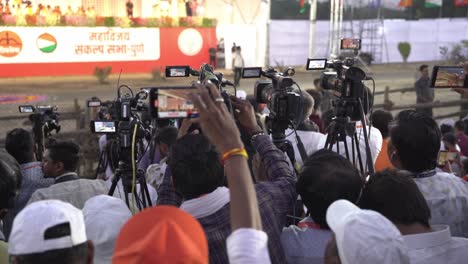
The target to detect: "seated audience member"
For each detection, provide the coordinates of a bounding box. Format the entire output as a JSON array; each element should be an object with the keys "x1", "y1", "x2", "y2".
[
  {"x1": 28, "y1": 140, "x2": 109, "y2": 208},
  {"x1": 324, "y1": 200, "x2": 410, "y2": 264},
  {"x1": 281, "y1": 149, "x2": 364, "y2": 264},
  {"x1": 360, "y1": 169, "x2": 468, "y2": 264},
  {"x1": 285, "y1": 90, "x2": 326, "y2": 166},
  {"x1": 306, "y1": 89, "x2": 325, "y2": 133},
  {"x1": 138, "y1": 119, "x2": 174, "y2": 172},
  {"x1": 372, "y1": 110, "x2": 394, "y2": 171},
  {"x1": 189, "y1": 83, "x2": 271, "y2": 263},
  {"x1": 439, "y1": 119, "x2": 455, "y2": 135},
  {"x1": 314, "y1": 78, "x2": 335, "y2": 113},
  {"x1": 145, "y1": 126, "x2": 178, "y2": 189},
  {"x1": 442, "y1": 133, "x2": 463, "y2": 175},
  {"x1": 8, "y1": 200, "x2": 94, "y2": 264},
  {"x1": 82, "y1": 195, "x2": 132, "y2": 264},
  {"x1": 3, "y1": 128, "x2": 54, "y2": 239},
  {"x1": 113, "y1": 205, "x2": 208, "y2": 264},
  {"x1": 454, "y1": 120, "x2": 468, "y2": 156},
  {"x1": 159, "y1": 92, "x2": 296, "y2": 263},
  {"x1": 388, "y1": 109, "x2": 468, "y2": 237},
  {"x1": 0, "y1": 151, "x2": 22, "y2": 263}
]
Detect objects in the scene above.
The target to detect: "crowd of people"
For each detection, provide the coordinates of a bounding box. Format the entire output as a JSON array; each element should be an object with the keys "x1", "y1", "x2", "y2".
[
  {"x1": 0, "y1": 62, "x2": 468, "y2": 264},
  {"x1": 0, "y1": 0, "x2": 206, "y2": 20},
  {"x1": 0, "y1": 1, "x2": 96, "y2": 18}
]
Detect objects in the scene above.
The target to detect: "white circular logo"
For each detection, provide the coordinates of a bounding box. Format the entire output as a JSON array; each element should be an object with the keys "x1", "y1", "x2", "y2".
[{"x1": 178, "y1": 29, "x2": 203, "y2": 56}]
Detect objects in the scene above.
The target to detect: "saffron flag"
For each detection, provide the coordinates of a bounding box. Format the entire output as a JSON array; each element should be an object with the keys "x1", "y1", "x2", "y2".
[
  {"x1": 399, "y1": 0, "x2": 413, "y2": 7},
  {"x1": 425, "y1": 0, "x2": 442, "y2": 7},
  {"x1": 299, "y1": 0, "x2": 305, "y2": 7},
  {"x1": 455, "y1": 0, "x2": 468, "y2": 6}
]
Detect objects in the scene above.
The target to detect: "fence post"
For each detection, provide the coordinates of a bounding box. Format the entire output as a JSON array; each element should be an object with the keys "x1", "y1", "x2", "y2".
[{"x1": 74, "y1": 98, "x2": 82, "y2": 129}]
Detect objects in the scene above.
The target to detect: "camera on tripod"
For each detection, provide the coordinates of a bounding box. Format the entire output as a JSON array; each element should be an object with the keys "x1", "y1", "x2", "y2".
[
  {"x1": 306, "y1": 57, "x2": 367, "y2": 121},
  {"x1": 18, "y1": 105, "x2": 60, "y2": 161},
  {"x1": 241, "y1": 66, "x2": 303, "y2": 135},
  {"x1": 306, "y1": 38, "x2": 375, "y2": 175},
  {"x1": 88, "y1": 87, "x2": 153, "y2": 210}
]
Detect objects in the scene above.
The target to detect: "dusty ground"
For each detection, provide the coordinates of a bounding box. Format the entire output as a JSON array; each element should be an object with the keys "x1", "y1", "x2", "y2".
[{"x1": 0, "y1": 62, "x2": 461, "y2": 133}]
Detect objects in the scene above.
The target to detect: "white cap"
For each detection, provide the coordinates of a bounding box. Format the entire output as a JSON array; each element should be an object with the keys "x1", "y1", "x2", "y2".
[
  {"x1": 9, "y1": 200, "x2": 87, "y2": 255},
  {"x1": 326, "y1": 200, "x2": 410, "y2": 264},
  {"x1": 83, "y1": 195, "x2": 132, "y2": 264},
  {"x1": 439, "y1": 118, "x2": 455, "y2": 127},
  {"x1": 236, "y1": 90, "x2": 247, "y2": 100}
]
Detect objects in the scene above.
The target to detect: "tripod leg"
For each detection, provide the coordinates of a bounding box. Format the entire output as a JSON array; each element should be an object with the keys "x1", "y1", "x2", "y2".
[
  {"x1": 133, "y1": 189, "x2": 142, "y2": 211},
  {"x1": 357, "y1": 98, "x2": 375, "y2": 176},
  {"x1": 351, "y1": 135, "x2": 356, "y2": 165},
  {"x1": 344, "y1": 137, "x2": 350, "y2": 161},
  {"x1": 108, "y1": 171, "x2": 121, "y2": 197},
  {"x1": 354, "y1": 133, "x2": 365, "y2": 173},
  {"x1": 142, "y1": 180, "x2": 153, "y2": 207}
]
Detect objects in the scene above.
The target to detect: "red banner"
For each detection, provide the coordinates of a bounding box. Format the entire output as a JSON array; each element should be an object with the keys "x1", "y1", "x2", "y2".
[
  {"x1": 455, "y1": 0, "x2": 468, "y2": 6},
  {"x1": 0, "y1": 27, "x2": 217, "y2": 77}
]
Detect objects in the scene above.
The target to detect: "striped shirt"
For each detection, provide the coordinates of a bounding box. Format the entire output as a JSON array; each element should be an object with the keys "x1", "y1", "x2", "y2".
[{"x1": 157, "y1": 135, "x2": 297, "y2": 264}]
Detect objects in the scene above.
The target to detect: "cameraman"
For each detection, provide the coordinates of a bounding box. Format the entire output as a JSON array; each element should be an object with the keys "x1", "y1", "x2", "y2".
[{"x1": 285, "y1": 90, "x2": 326, "y2": 166}]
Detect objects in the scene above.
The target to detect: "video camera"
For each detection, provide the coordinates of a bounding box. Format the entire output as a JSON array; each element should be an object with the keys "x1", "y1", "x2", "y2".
[
  {"x1": 241, "y1": 66, "x2": 302, "y2": 137},
  {"x1": 306, "y1": 38, "x2": 375, "y2": 175},
  {"x1": 306, "y1": 57, "x2": 368, "y2": 121},
  {"x1": 88, "y1": 86, "x2": 153, "y2": 209},
  {"x1": 164, "y1": 63, "x2": 235, "y2": 114},
  {"x1": 18, "y1": 105, "x2": 60, "y2": 161}
]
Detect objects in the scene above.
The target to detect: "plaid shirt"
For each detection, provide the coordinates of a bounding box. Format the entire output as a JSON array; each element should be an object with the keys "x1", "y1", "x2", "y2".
[
  {"x1": 2, "y1": 162, "x2": 54, "y2": 239},
  {"x1": 158, "y1": 135, "x2": 297, "y2": 264}
]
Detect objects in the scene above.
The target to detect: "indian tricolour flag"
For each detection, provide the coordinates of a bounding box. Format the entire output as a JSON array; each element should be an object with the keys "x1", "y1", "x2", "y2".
[
  {"x1": 37, "y1": 33, "x2": 57, "y2": 53},
  {"x1": 425, "y1": 0, "x2": 442, "y2": 8}
]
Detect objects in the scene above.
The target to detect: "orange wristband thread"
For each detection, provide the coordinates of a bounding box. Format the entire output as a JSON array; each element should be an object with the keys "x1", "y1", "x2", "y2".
[{"x1": 221, "y1": 148, "x2": 248, "y2": 165}]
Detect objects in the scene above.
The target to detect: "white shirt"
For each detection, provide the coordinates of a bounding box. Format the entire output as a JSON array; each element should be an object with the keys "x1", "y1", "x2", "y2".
[
  {"x1": 413, "y1": 172, "x2": 468, "y2": 238},
  {"x1": 318, "y1": 122, "x2": 383, "y2": 172},
  {"x1": 232, "y1": 52, "x2": 244, "y2": 68},
  {"x1": 281, "y1": 217, "x2": 333, "y2": 264},
  {"x1": 285, "y1": 129, "x2": 326, "y2": 167},
  {"x1": 404, "y1": 225, "x2": 468, "y2": 264},
  {"x1": 227, "y1": 228, "x2": 271, "y2": 264}
]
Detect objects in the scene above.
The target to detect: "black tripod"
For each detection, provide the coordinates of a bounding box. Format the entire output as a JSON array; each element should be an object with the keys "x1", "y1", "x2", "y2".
[
  {"x1": 107, "y1": 123, "x2": 153, "y2": 210},
  {"x1": 108, "y1": 160, "x2": 152, "y2": 210},
  {"x1": 324, "y1": 98, "x2": 374, "y2": 176}
]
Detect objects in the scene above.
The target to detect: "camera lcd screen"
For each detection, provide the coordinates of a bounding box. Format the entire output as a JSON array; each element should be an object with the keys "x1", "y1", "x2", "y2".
[
  {"x1": 165, "y1": 66, "x2": 190, "y2": 77},
  {"x1": 340, "y1": 38, "x2": 361, "y2": 50},
  {"x1": 19, "y1": 105, "x2": 34, "y2": 113},
  {"x1": 242, "y1": 67, "x2": 262, "y2": 78},
  {"x1": 153, "y1": 87, "x2": 198, "y2": 119},
  {"x1": 431, "y1": 66, "x2": 465, "y2": 88},
  {"x1": 88, "y1": 101, "x2": 101, "y2": 107},
  {"x1": 93, "y1": 121, "x2": 117, "y2": 133},
  {"x1": 306, "y1": 59, "x2": 327, "y2": 70}
]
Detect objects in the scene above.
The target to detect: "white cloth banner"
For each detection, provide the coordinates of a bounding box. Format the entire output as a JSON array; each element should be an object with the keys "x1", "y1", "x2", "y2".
[{"x1": 0, "y1": 27, "x2": 160, "y2": 64}]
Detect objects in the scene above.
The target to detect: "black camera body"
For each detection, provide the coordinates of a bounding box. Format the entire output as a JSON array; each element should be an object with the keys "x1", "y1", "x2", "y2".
[
  {"x1": 18, "y1": 105, "x2": 61, "y2": 161},
  {"x1": 309, "y1": 58, "x2": 368, "y2": 121},
  {"x1": 243, "y1": 67, "x2": 302, "y2": 139}
]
